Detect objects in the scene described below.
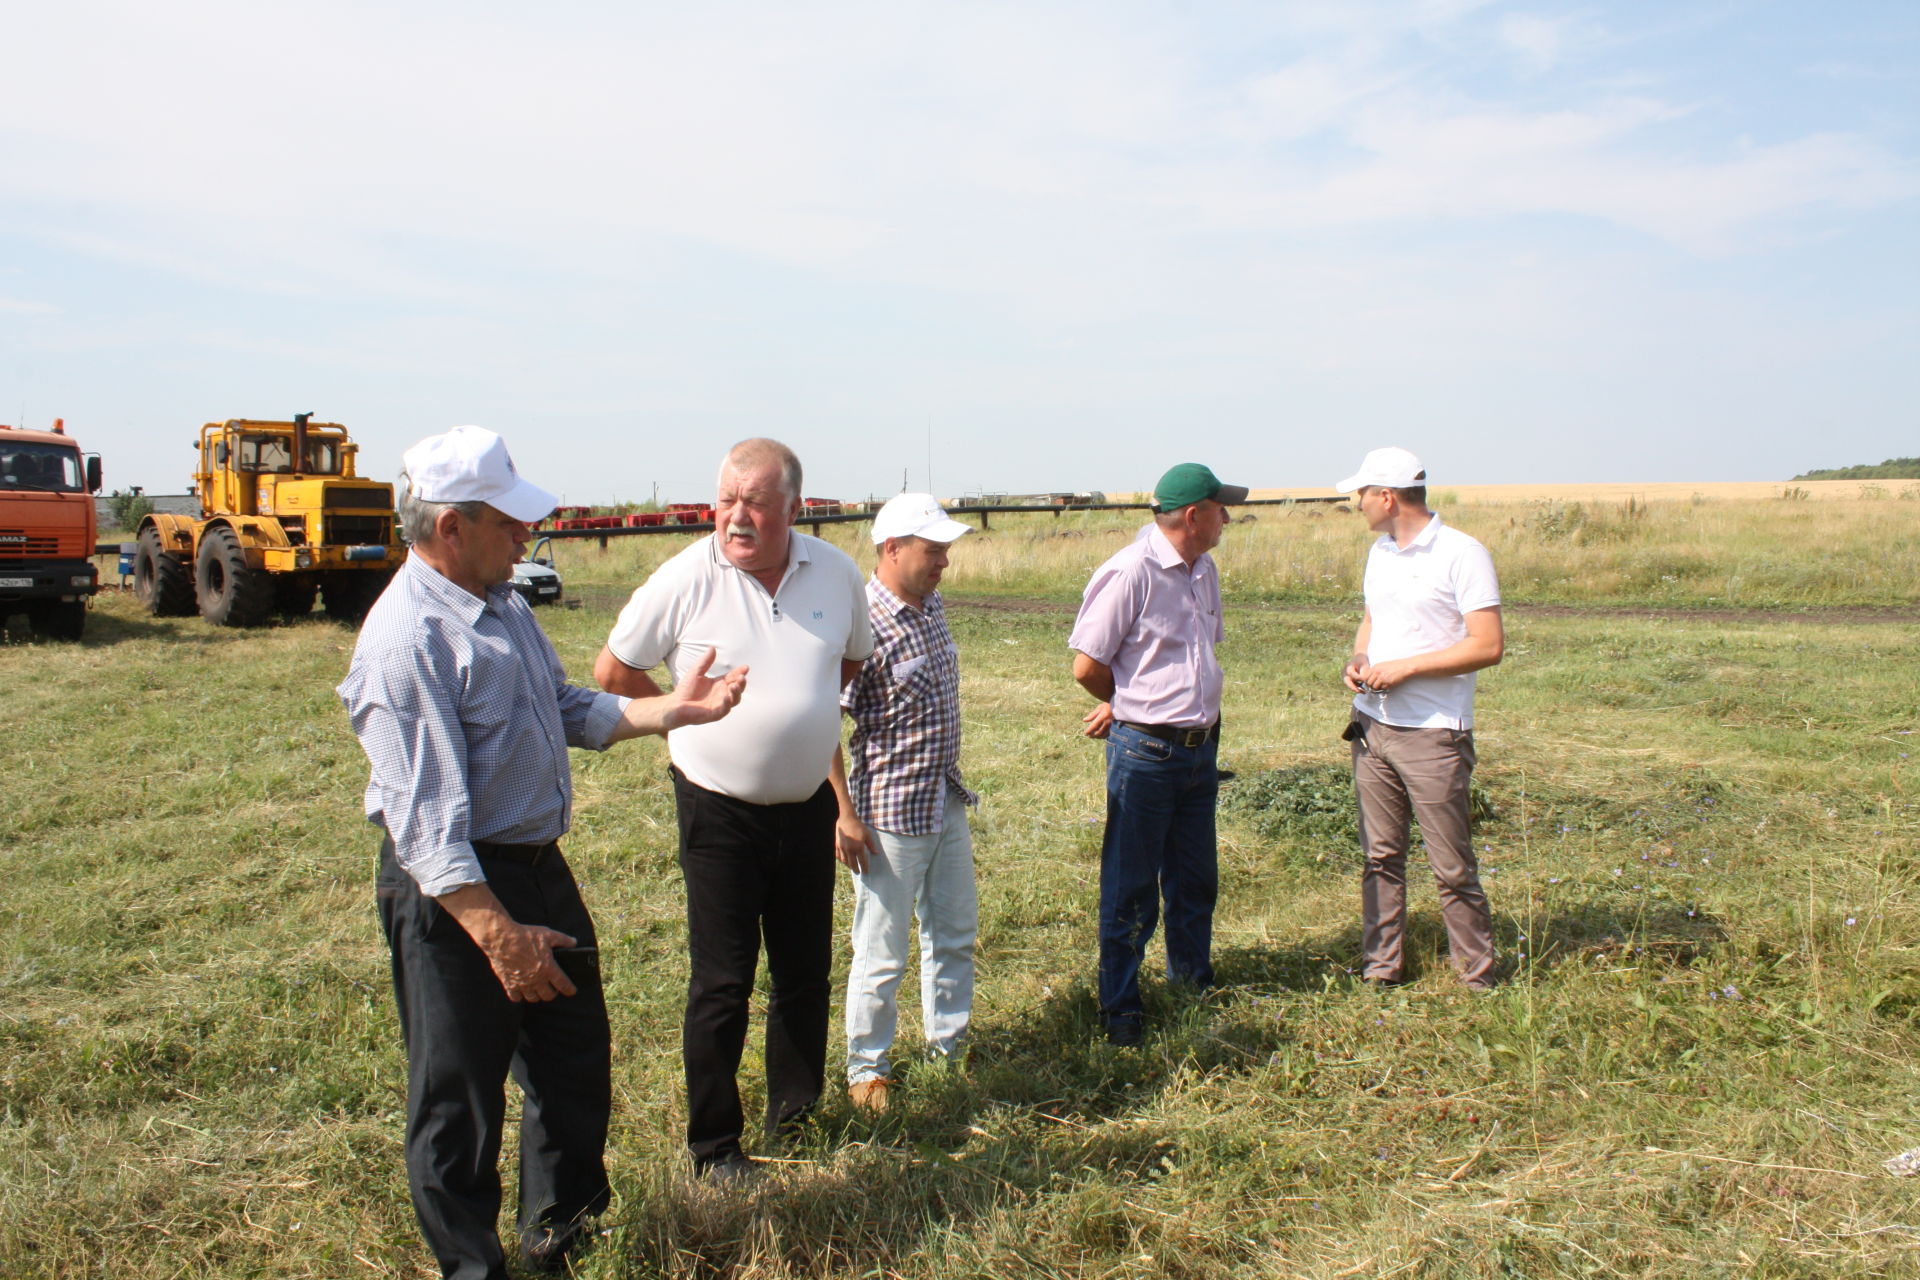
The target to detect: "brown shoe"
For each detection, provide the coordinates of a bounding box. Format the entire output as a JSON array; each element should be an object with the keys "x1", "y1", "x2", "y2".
[{"x1": 848, "y1": 1077, "x2": 891, "y2": 1113}]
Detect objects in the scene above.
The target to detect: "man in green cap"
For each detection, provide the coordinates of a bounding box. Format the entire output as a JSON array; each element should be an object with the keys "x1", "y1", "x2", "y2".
[{"x1": 1068, "y1": 463, "x2": 1248, "y2": 1045}]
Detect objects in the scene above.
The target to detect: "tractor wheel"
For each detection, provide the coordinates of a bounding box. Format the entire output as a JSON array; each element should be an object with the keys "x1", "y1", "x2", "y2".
[
  {"x1": 323, "y1": 570, "x2": 393, "y2": 625},
  {"x1": 273, "y1": 575, "x2": 319, "y2": 618},
  {"x1": 134, "y1": 526, "x2": 195, "y2": 617},
  {"x1": 195, "y1": 526, "x2": 272, "y2": 627},
  {"x1": 28, "y1": 600, "x2": 87, "y2": 641}
]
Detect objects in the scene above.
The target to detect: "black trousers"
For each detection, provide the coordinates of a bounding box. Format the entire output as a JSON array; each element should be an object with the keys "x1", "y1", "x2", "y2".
[
  {"x1": 670, "y1": 767, "x2": 838, "y2": 1167},
  {"x1": 376, "y1": 839, "x2": 611, "y2": 1280}
]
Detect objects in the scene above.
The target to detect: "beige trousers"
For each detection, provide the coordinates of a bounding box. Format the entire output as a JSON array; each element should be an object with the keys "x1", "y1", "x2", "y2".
[{"x1": 1350, "y1": 712, "x2": 1496, "y2": 988}]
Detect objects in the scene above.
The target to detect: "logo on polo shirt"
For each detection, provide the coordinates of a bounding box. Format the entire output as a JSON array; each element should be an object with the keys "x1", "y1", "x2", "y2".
[{"x1": 813, "y1": 610, "x2": 823, "y2": 619}]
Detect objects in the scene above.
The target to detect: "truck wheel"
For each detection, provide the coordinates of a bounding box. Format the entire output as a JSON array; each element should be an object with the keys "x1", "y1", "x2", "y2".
[
  {"x1": 134, "y1": 526, "x2": 195, "y2": 617},
  {"x1": 195, "y1": 527, "x2": 272, "y2": 627},
  {"x1": 273, "y1": 576, "x2": 319, "y2": 618},
  {"x1": 28, "y1": 601, "x2": 87, "y2": 641},
  {"x1": 323, "y1": 570, "x2": 392, "y2": 624}
]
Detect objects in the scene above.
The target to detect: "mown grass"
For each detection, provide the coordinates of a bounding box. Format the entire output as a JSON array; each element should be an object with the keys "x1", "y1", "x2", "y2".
[{"x1": 5, "y1": 498, "x2": 1918, "y2": 1278}]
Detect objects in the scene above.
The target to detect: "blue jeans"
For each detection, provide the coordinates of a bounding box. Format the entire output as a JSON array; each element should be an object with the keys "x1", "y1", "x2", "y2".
[{"x1": 1098, "y1": 722, "x2": 1219, "y2": 1028}]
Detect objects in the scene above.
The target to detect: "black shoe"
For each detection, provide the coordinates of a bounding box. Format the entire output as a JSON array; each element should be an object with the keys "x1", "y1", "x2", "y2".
[
  {"x1": 1105, "y1": 1020, "x2": 1144, "y2": 1047},
  {"x1": 768, "y1": 1103, "x2": 816, "y2": 1146},
  {"x1": 520, "y1": 1221, "x2": 593, "y2": 1274},
  {"x1": 698, "y1": 1153, "x2": 761, "y2": 1186}
]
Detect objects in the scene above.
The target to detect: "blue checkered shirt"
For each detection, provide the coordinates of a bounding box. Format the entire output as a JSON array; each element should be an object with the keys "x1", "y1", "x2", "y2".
[
  {"x1": 841, "y1": 578, "x2": 976, "y2": 836},
  {"x1": 338, "y1": 554, "x2": 628, "y2": 896}
]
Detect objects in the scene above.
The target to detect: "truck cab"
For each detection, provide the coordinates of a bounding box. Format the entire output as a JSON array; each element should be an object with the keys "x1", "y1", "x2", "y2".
[{"x1": 0, "y1": 419, "x2": 103, "y2": 640}]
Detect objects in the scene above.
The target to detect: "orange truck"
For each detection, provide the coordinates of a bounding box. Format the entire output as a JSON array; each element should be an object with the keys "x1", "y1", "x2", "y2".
[{"x1": 0, "y1": 418, "x2": 103, "y2": 640}]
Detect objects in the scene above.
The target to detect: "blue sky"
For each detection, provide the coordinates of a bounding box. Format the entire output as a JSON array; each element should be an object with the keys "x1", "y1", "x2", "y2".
[{"x1": 2, "y1": 0, "x2": 1914, "y2": 503}]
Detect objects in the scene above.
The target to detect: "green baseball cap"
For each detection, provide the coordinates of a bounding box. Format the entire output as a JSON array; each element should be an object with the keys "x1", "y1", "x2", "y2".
[{"x1": 1153, "y1": 462, "x2": 1249, "y2": 512}]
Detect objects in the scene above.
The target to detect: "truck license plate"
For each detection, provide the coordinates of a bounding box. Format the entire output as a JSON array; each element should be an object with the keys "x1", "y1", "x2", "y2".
[
  {"x1": 538, "y1": 585, "x2": 558, "y2": 594},
  {"x1": 0, "y1": 577, "x2": 33, "y2": 588}
]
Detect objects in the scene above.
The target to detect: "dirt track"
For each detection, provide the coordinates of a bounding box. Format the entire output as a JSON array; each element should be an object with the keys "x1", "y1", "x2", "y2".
[
  {"x1": 1104, "y1": 480, "x2": 1912, "y2": 504},
  {"x1": 1241, "y1": 479, "x2": 1914, "y2": 504}
]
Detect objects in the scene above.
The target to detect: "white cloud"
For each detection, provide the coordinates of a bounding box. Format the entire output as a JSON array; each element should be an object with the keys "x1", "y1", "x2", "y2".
[
  {"x1": 2, "y1": 0, "x2": 1910, "y2": 301},
  {"x1": 1496, "y1": 13, "x2": 1569, "y2": 72}
]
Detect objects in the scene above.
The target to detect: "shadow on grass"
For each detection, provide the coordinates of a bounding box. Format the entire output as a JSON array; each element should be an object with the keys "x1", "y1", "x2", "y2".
[
  {"x1": 1216, "y1": 899, "x2": 1725, "y2": 989},
  {"x1": 600, "y1": 904, "x2": 1727, "y2": 1276},
  {"x1": 0, "y1": 601, "x2": 334, "y2": 647},
  {"x1": 1, "y1": 604, "x2": 180, "y2": 647}
]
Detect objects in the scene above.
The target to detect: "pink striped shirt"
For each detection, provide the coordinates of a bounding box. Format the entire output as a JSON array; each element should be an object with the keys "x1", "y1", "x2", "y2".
[{"x1": 1068, "y1": 525, "x2": 1224, "y2": 728}]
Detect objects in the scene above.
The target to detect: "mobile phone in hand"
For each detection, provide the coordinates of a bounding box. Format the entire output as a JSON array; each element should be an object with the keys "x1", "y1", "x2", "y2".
[{"x1": 553, "y1": 946, "x2": 600, "y2": 986}]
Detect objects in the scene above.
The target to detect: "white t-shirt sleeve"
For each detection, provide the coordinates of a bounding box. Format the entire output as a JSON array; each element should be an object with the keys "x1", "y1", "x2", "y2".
[
  {"x1": 1452, "y1": 539, "x2": 1502, "y2": 614},
  {"x1": 605, "y1": 553, "x2": 691, "y2": 674},
  {"x1": 844, "y1": 554, "x2": 876, "y2": 663}
]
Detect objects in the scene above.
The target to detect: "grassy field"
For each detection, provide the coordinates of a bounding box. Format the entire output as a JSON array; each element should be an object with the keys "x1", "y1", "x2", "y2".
[
  {"x1": 539, "y1": 490, "x2": 1920, "y2": 612},
  {"x1": 6, "y1": 495, "x2": 1918, "y2": 1278}
]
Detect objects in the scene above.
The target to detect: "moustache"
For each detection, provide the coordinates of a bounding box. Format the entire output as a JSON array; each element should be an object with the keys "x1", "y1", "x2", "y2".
[{"x1": 726, "y1": 525, "x2": 756, "y2": 539}]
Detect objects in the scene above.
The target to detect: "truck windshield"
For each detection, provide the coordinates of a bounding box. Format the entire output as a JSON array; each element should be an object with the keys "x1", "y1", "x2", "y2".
[{"x1": 0, "y1": 442, "x2": 83, "y2": 492}]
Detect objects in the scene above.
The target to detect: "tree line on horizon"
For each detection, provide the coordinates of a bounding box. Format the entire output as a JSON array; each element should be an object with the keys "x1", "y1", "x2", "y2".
[{"x1": 1792, "y1": 457, "x2": 1920, "y2": 481}]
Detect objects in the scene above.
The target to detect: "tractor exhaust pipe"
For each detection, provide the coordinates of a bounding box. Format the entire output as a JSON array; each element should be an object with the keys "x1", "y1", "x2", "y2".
[{"x1": 292, "y1": 411, "x2": 310, "y2": 476}]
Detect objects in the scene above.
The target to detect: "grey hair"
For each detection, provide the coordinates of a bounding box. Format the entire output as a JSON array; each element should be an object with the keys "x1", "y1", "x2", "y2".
[
  {"x1": 397, "y1": 473, "x2": 487, "y2": 546},
  {"x1": 724, "y1": 438, "x2": 803, "y2": 502}
]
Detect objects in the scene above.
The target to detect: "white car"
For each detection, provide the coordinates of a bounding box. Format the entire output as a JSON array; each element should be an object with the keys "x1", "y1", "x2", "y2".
[{"x1": 510, "y1": 536, "x2": 564, "y2": 606}]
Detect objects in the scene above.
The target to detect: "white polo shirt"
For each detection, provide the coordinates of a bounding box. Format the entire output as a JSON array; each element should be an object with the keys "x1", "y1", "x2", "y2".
[
  {"x1": 606, "y1": 532, "x2": 874, "y2": 805},
  {"x1": 1354, "y1": 513, "x2": 1501, "y2": 730}
]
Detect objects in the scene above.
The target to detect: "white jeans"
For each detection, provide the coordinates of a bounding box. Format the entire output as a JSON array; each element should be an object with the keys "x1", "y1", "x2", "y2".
[{"x1": 845, "y1": 792, "x2": 978, "y2": 1084}]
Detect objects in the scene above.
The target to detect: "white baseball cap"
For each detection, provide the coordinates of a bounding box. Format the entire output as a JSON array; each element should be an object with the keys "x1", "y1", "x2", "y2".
[
  {"x1": 871, "y1": 493, "x2": 973, "y2": 545},
  {"x1": 1336, "y1": 446, "x2": 1427, "y2": 494},
  {"x1": 402, "y1": 425, "x2": 559, "y2": 523}
]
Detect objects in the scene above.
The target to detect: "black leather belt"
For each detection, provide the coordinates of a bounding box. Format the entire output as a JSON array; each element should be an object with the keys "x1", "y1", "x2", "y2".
[
  {"x1": 1117, "y1": 720, "x2": 1220, "y2": 748},
  {"x1": 473, "y1": 839, "x2": 560, "y2": 866}
]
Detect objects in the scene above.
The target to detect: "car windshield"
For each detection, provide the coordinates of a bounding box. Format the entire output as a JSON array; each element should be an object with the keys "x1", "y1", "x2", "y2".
[{"x1": 0, "y1": 442, "x2": 83, "y2": 492}]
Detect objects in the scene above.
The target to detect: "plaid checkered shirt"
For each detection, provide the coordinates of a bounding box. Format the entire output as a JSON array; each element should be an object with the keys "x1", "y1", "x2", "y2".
[{"x1": 841, "y1": 577, "x2": 976, "y2": 835}]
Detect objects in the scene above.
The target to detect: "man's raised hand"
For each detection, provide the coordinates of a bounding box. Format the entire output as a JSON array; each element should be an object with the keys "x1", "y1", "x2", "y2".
[{"x1": 667, "y1": 648, "x2": 749, "y2": 728}]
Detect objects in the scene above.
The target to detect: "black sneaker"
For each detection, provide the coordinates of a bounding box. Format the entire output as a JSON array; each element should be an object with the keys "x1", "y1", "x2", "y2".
[{"x1": 1105, "y1": 1020, "x2": 1144, "y2": 1047}]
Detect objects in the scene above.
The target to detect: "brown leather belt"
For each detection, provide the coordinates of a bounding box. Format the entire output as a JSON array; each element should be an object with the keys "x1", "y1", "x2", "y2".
[
  {"x1": 1117, "y1": 720, "x2": 1220, "y2": 748},
  {"x1": 473, "y1": 839, "x2": 560, "y2": 866}
]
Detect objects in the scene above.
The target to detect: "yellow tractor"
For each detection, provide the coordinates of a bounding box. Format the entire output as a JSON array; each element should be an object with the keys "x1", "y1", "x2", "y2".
[{"x1": 133, "y1": 414, "x2": 403, "y2": 626}]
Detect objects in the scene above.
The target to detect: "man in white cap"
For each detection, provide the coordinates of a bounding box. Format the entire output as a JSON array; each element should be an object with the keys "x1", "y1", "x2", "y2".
[
  {"x1": 827, "y1": 494, "x2": 979, "y2": 1112},
  {"x1": 339, "y1": 426, "x2": 746, "y2": 1280},
  {"x1": 595, "y1": 438, "x2": 873, "y2": 1181},
  {"x1": 1335, "y1": 447, "x2": 1503, "y2": 990}
]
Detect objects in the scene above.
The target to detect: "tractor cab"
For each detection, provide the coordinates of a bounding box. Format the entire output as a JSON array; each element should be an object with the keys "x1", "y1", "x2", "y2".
[{"x1": 135, "y1": 412, "x2": 401, "y2": 628}]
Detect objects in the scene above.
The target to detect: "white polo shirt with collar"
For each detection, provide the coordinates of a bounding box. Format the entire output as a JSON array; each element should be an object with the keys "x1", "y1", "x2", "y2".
[
  {"x1": 606, "y1": 532, "x2": 874, "y2": 805},
  {"x1": 1354, "y1": 512, "x2": 1500, "y2": 731}
]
